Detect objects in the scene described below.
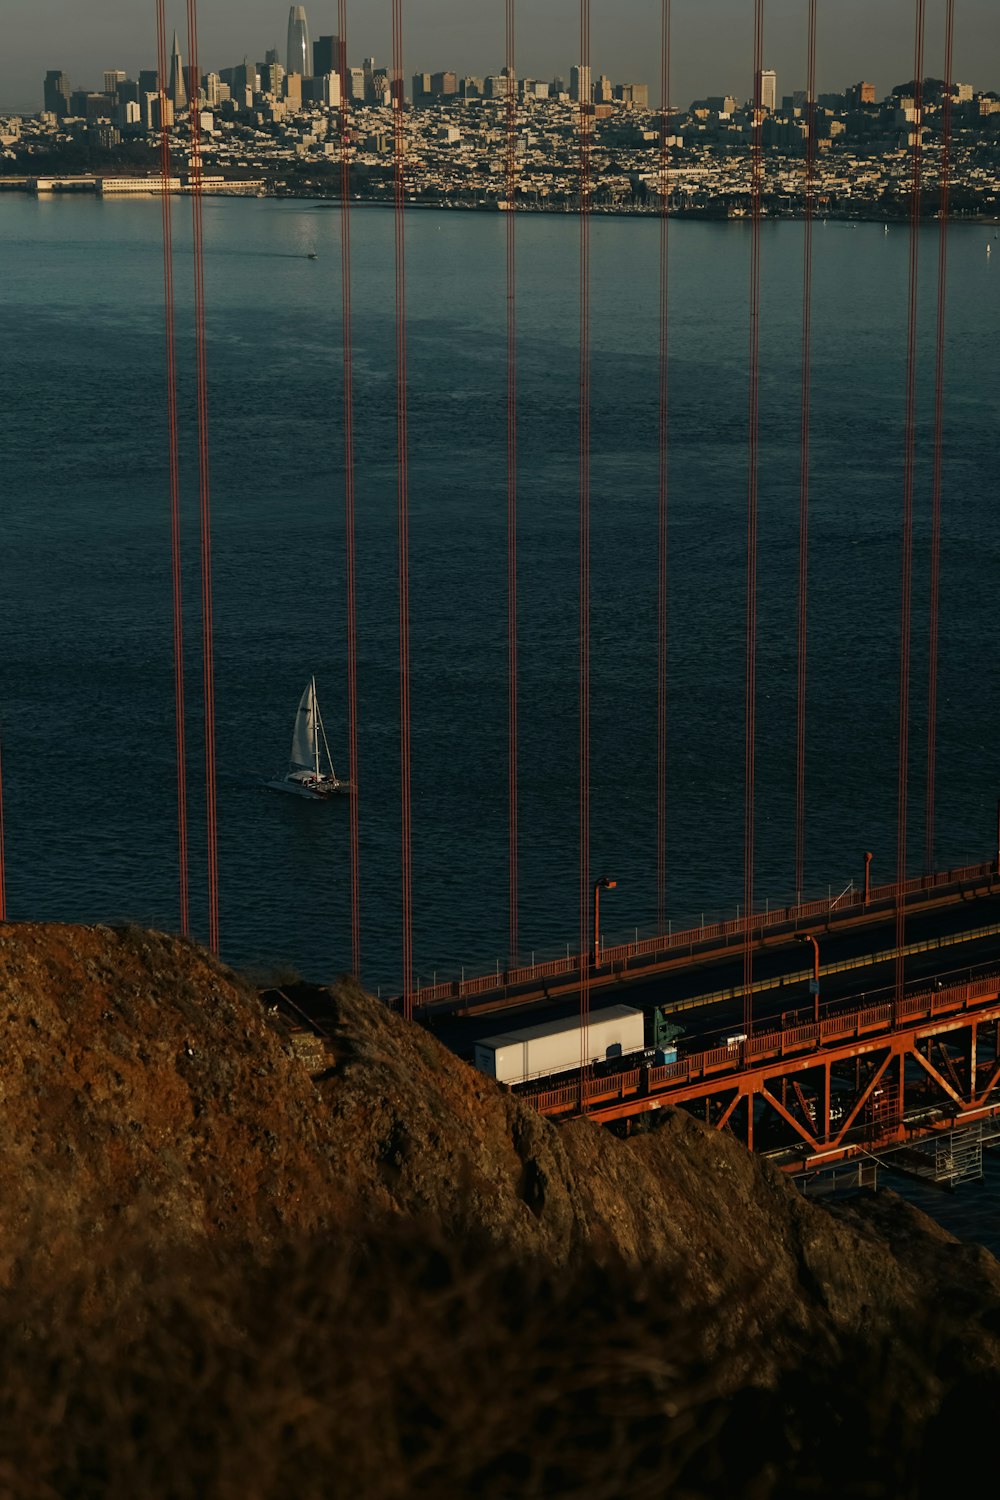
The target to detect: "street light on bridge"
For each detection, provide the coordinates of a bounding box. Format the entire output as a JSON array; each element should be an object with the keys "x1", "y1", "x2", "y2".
[
  {"x1": 797, "y1": 932, "x2": 821, "y2": 1024},
  {"x1": 594, "y1": 877, "x2": 617, "y2": 969}
]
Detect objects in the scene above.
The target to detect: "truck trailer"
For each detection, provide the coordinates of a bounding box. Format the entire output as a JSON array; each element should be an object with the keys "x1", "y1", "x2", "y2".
[{"x1": 474, "y1": 1005, "x2": 646, "y2": 1089}]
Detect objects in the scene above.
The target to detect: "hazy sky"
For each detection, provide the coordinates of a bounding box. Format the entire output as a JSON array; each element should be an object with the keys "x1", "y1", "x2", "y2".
[{"x1": 2, "y1": 1, "x2": 997, "y2": 113}]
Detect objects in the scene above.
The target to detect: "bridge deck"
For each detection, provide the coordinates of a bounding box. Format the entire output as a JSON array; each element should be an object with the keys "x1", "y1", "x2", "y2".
[{"x1": 412, "y1": 861, "x2": 999, "y2": 1020}]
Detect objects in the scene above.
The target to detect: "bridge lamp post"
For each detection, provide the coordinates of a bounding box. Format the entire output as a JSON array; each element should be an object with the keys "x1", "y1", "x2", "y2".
[
  {"x1": 797, "y1": 933, "x2": 821, "y2": 1024},
  {"x1": 593, "y1": 877, "x2": 617, "y2": 969},
  {"x1": 864, "y1": 851, "x2": 874, "y2": 906}
]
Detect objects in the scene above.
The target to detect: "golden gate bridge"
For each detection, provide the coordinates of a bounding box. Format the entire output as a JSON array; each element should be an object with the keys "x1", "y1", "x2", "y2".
[{"x1": 5, "y1": 0, "x2": 997, "y2": 1181}]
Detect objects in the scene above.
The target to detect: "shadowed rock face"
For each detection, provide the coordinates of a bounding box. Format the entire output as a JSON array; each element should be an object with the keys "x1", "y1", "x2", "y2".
[{"x1": 0, "y1": 922, "x2": 998, "y2": 1496}]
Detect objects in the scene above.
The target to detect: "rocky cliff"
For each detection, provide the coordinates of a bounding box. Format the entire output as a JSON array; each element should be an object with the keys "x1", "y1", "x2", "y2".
[{"x1": 0, "y1": 921, "x2": 997, "y2": 1496}]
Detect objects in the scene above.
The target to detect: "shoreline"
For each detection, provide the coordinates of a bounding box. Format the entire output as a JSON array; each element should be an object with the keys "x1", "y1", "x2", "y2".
[{"x1": 3, "y1": 180, "x2": 999, "y2": 225}]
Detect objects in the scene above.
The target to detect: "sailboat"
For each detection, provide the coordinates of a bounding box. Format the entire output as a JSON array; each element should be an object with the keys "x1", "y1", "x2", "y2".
[{"x1": 264, "y1": 677, "x2": 353, "y2": 799}]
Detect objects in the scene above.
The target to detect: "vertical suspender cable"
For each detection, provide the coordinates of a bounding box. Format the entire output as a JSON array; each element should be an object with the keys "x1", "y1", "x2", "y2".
[
  {"x1": 579, "y1": 0, "x2": 592, "y2": 1090},
  {"x1": 795, "y1": 0, "x2": 817, "y2": 905},
  {"x1": 656, "y1": 0, "x2": 672, "y2": 933},
  {"x1": 156, "y1": 0, "x2": 190, "y2": 937},
  {"x1": 926, "y1": 0, "x2": 954, "y2": 873},
  {"x1": 896, "y1": 0, "x2": 926, "y2": 1006},
  {"x1": 339, "y1": 2, "x2": 362, "y2": 977},
  {"x1": 186, "y1": 0, "x2": 220, "y2": 953},
  {"x1": 392, "y1": 0, "x2": 414, "y2": 1019},
  {"x1": 506, "y1": 0, "x2": 520, "y2": 965},
  {"x1": 744, "y1": 0, "x2": 765, "y2": 1041}
]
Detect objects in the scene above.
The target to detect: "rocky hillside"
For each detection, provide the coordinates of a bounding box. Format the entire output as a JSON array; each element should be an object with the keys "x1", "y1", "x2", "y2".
[{"x1": 1, "y1": 921, "x2": 998, "y2": 1496}]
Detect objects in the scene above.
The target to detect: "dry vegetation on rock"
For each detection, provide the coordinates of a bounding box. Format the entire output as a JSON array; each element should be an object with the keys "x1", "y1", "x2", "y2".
[{"x1": 0, "y1": 922, "x2": 997, "y2": 1496}]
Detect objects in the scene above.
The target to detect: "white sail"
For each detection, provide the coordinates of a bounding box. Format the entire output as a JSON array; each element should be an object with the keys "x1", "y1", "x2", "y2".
[
  {"x1": 289, "y1": 679, "x2": 318, "y2": 774},
  {"x1": 263, "y1": 675, "x2": 352, "y2": 798}
]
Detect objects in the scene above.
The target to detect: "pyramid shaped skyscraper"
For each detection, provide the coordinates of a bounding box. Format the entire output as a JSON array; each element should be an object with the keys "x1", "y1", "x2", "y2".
[{"x1": 169, "y1": 30, "x2": 187, "y2": 113}]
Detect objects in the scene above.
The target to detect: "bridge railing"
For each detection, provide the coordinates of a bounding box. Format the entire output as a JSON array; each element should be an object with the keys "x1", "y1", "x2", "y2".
[
  {"x1": 411, "y1": 858, "x2": 997, "y2": 1013},
  {"x1": 526, "y1": 965, "x2": 1000, "y2": 1120}
]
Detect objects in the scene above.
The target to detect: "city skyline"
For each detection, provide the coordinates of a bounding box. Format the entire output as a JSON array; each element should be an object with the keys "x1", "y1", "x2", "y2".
[{"x1": 2, "y1": 0, "x2": 997, "y2": 113}]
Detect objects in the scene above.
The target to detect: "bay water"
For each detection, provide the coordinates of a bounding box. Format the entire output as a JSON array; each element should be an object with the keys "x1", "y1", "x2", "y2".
[{"x1": 1, "y1": 196, "x2": 998, "y2": 994}]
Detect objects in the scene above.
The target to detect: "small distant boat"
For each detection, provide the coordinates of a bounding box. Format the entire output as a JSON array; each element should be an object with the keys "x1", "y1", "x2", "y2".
[
  {"x1": 264, "y1": 677, "x2": 353, "y2": 799},
  {"x1": 988, "y1": 243, "x2": 993, "y2": 259},
  {"x1": 307, "y1": 251, "x2": 318, "y2": 260}
]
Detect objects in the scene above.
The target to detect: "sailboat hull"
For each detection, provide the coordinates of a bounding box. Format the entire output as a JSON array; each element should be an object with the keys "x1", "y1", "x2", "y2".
[{"x1": 263, "y1": 775, "x2": 353, "y2": 800}]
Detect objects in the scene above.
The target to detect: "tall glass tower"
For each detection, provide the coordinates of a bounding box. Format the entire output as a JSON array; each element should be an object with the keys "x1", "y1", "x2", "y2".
[{"x1": 287, "y1": 6, "x2": 311, "y2": 78}]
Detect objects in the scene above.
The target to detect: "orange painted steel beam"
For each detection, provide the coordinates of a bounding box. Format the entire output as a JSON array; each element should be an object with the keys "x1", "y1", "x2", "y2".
[{"x1": 526, "y1": 971, "x2": 1000, "y2": 1172}]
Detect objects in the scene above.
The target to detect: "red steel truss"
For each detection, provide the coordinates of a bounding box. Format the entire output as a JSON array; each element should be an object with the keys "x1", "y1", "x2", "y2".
[{"x1": 526, "y1": 970, "x2": 1000, "y2": 1172}]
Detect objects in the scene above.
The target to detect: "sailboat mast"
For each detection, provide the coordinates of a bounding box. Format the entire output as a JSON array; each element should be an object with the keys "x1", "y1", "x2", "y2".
[{"x1": 311, "y1": 677, "x2": 320, "y2": 779}]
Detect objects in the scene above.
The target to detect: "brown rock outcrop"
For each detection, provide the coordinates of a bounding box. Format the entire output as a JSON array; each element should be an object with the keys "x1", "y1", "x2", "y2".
[{"x1": 1, "y1": 921, "x2": 998, "y2": 1495}]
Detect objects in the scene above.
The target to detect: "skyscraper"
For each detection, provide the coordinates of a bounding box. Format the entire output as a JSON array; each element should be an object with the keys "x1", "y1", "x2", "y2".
[
  {"x1": 759, "y1": 68, "x2": 777, "y2": 113},
  {"x1": 234, "y1": 58, "x2": 257, "y2": 95},
  {"x1": 570, "y1": 65, "x2": 591, "y2": 105},
  {"x1": 43, "y1": 70, "x2": 72, "y2": 116},
  {"x1": 287, "y1": 6, "x2": 311, "y2": 79},
  {"x1": 313, "y1": 35, "x2": 341, "y2": 79},
  {"x1": 169, "y1": 31, "x2": 187, "y2": 113},
  {"x1": 261, "y1": 61, "x2": 284, "y2": 97}
]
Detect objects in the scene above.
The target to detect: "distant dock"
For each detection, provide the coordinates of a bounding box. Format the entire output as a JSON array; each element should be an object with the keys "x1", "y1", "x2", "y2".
[{"x1": 0, "y1": 174, "x2": 265, "y2": 196}]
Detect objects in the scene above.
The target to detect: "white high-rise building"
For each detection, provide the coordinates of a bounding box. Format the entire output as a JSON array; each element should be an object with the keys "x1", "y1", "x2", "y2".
[
  {"x1": 759, "y1": 68, "x2": 777, "y2": 113},
  {"x1": 570, "y1": 64, "x2": 591, "y2": 105}
]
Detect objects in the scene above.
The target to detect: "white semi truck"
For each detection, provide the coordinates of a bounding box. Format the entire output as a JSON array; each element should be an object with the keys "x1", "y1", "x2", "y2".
[{"x1": 474, "y1": 1005, "x2": 648, "y2": 1089}]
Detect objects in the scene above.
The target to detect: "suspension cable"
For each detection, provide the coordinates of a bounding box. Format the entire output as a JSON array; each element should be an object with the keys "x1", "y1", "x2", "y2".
[
  {"x1": 896, "y1": 0, "x2": 927, "y2": 1005},
  {"x1": 156, "y1": 0, "x2": 190, "y2": 937},
  {"x1": 657, "y1": 0, "x2": 672, "y2": 933},
  {"x1": 339, "y1": 1, "x2": 362, "y2": 977},
  {"x1": 795, "y1": 0, "x2": 817, "y2": 905},
  {"x1": 392, "y1": 1, "x2": 414, "y2": 1018},
  {"x1": 186, "y1": 0, "x2": 219, "y2": 953},
  {"x1": 579, "y1": 0, "x2": 592, "y2": 1092},
  {"x1": 506, "y1": 0, "x2": 520, "y2": 965},
  {"x1": 926, "y1": 0, "x2": 955, "y2": 873},
  {"x1": 744, "y1": 0, "x2": 765, "y2": 1041}
]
